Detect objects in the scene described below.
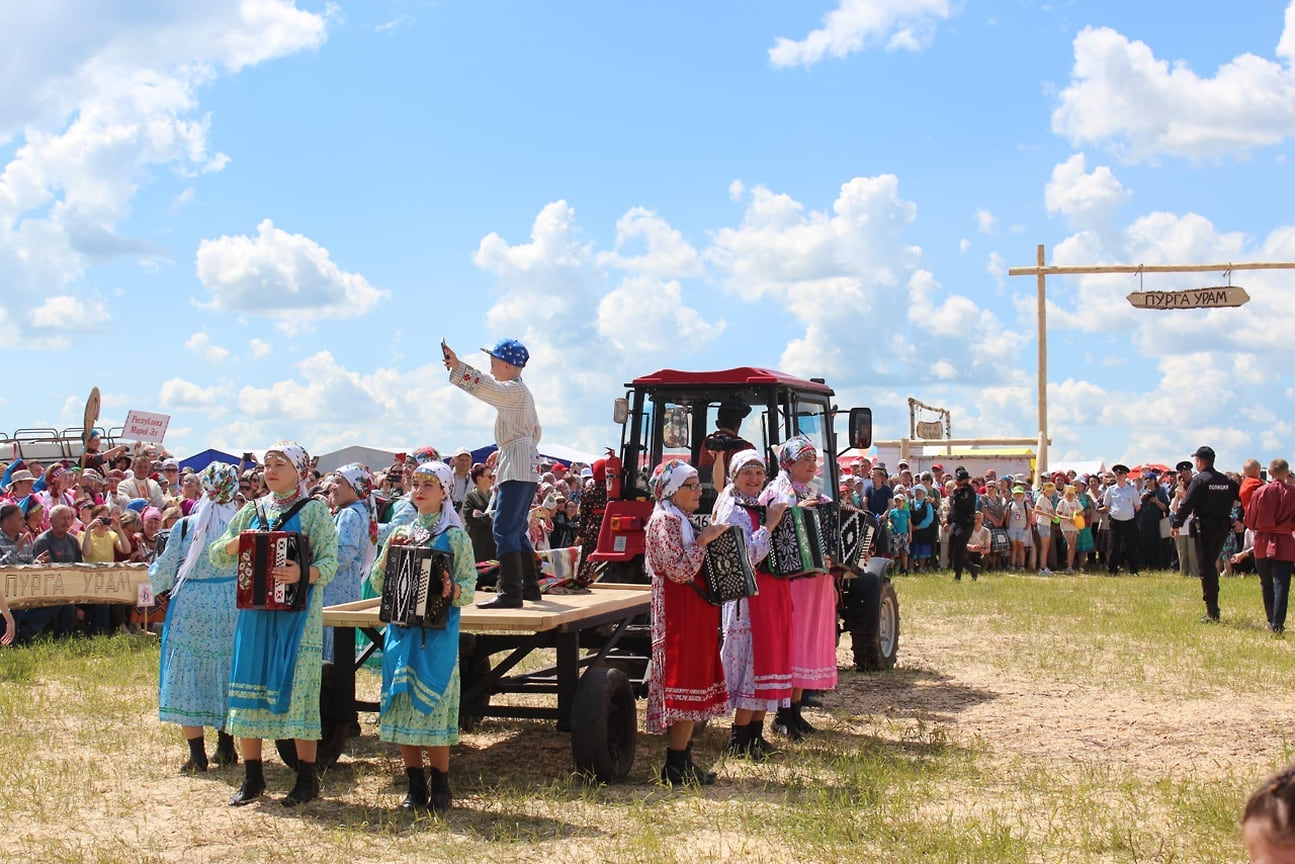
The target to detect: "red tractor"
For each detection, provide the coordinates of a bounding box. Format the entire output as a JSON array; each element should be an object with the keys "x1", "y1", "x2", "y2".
[{"x1": 588, "y1": 367, "x2": 899, "y2": 671}]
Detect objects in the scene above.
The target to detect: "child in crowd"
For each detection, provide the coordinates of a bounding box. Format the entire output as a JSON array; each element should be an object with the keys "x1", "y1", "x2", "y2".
[
  {"x1": 1034, "y1": 481, "x2": 1057, "y2": 575},
  {"x1": 887, "y1": 493, "x2": 911, "y2": 574},
  {"x1": 1006, "y1": 486, "x2": 1033, "y2": 571},
  {"x1": 1055, "y1": 484, "x2": 1083, "y2": 574}
]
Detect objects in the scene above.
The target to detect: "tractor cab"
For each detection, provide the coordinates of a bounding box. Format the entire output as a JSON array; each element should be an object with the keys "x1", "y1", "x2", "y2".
[{"x1": 590, "y1": 367, "x2": 871, "y2": 582}]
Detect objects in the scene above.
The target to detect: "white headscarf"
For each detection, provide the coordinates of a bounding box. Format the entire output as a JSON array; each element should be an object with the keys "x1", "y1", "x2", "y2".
[
  {"x1": 414, "y1": 461, "x2": 465, "y2": 535},
  {"x1": 173, "y1": 462, "x2": 240, "y2": 596}
]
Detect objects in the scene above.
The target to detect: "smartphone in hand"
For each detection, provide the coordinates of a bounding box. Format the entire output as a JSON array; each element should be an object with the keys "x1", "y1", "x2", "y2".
[{"x1": 441, "y1": 338, "x2": 450, "y2": 360}]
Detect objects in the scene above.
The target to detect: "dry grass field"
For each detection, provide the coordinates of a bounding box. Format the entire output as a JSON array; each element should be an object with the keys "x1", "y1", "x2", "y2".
[{"x1": 2, "y1": 569, "x2": 1291, "y2": 863}]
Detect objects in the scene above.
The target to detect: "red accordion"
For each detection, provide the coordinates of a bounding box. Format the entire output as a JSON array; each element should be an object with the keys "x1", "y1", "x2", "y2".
[{"x1": 236, "y1": 531, "x2": 310, "y2": 612}]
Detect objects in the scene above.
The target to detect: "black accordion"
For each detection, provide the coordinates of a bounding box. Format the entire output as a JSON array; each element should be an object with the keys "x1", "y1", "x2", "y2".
[
  {"x1": 821, "y1": 502, "x2": 869, "y2": 568},
  {"x1": 379, "y1": 545, "x2": 453, "y2": 629},
  {"x1": 765, "y1": 504, "x2": 828, "y2": 578},
  {"x1": 693, "y1": 522, "x2": 758, "y2": 605}
]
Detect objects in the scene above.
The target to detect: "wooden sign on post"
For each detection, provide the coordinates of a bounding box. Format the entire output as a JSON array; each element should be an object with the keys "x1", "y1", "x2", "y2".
[
  {"x1": 1, "y1": 563, "x2": 150, "y2": 609},
  {"x1": 1126, "y1": 286, "x2": 1251, "y2": 310}
]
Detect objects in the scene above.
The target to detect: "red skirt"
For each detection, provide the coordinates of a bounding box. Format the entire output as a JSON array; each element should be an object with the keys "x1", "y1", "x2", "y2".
[
  {"x1": 647, "y1": 570, "x2": 728, "y2": 732},
  {"x1": 748, "y1": 569, "x2": 793, "y2": 701}
]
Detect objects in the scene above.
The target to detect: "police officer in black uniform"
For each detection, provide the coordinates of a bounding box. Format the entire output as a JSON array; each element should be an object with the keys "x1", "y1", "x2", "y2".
[
  {"x1": 1171, "y1": 445, "x2": 1240, "y2": 622},
  {"x1": 948, "y1": 466, "x2": 980, "y2": 582}
]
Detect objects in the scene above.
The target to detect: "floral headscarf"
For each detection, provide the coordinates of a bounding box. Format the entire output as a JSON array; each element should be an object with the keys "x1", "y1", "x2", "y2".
[
  {"x1": 650, "y1": 460, "x2": 695, "y2": 503},
  {"x1": 174, "y1": 462, "x2": 241, "y2": 595},
  {"x1": 411, "y1": 445, "x2": 441, "y2": 466},
  {"x1": 778, "y1": 435, "x2": 817, "y2": 471},
  {"x1": 200, "y1": 462, "x2": 239, "y2": 505},
  {"x1": 264, "y1": 440, "x2": 311, "y2": 502},
  {"x1": 412, "y1": 461, "x2": 465, "y2": 535},
  {"x1": 334, "y1": 462, "x2": 378, "y2": 545}
]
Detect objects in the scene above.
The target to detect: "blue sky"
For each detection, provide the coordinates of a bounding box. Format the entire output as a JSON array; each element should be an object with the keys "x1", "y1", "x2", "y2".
[{"x1": 3, "y1": 0, "x2": 1295, "y2": 470}]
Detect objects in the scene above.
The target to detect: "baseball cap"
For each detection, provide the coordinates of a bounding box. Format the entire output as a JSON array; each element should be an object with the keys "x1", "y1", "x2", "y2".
[
  {"x1": 452, "y1": 447, "x2": 471, "y2": 459},
  {"x1": 1191, "y1": 445, "x2": 1215, "y2": 461},
  {"x1": 954, "y1": 467, "x2": 970, "y2": 480},
  {"x1": 482, "y1": 338, "x2": 529, "y2": 368}
]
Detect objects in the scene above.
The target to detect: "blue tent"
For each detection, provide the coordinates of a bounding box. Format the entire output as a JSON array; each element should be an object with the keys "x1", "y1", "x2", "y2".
[{"x1": 180, "y1": 448, "x2": 240, "y2": 473}]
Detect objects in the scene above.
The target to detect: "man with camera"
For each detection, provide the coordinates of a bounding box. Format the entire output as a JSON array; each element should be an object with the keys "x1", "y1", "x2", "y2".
[{"x1": 1172, "y1": 445, "x2": 1240, "y2": 622}]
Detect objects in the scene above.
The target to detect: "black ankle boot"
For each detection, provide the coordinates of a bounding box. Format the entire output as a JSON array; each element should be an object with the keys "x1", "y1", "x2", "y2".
[
  {"x1": 660, "y1": 747, "x2": 693, "y2": 786},
  {"x1": 480, "y1": 551, "x2": 524, "y2": 608},
  {"x1": 792, "y1": 701, "x2": 817, "y2": 735},
  {"x1": 228, "y1": 759, "x2": 265, "y2": 807},
  {"x1": 281, "y1": 760, "x2": 320, "y2": 807},
  {"x1": 401, "y1": 766, "x2": 428, "y2": 811},
  {"x1": 181, "y1": 734, "x2": 208, "y2": 774},
  {"x1": 521, "y1": 551, "x2": 542, "y2": 602},
  {"x1": 749, "y1": 720, "x2": 776, "y2": 759},
  {"x1": 775, "y1": 706, "x2": 804, "y2": 742},
  {"x1": 428, "y1": 767, "x2": 452, "y2": 812},
  {"x1": 212, "y1": 731, "x2": 237, "y2": 768},
  {"x1": 726, "y1": 723, "x2": 751, "y2": 756}
]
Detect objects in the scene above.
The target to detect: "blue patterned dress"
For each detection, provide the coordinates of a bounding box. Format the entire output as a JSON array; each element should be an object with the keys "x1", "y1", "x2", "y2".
[
  {"x1": 371, "y1": 513, "x2": 476, "y2": 747},
  {"x1": 323, "y1": 500, "x2": 374, "y2": 663},
  {"x1": 149, "y1": 514, "x2": 238, "y2": 727},
  {"x1": 209, "y1": 496, "x2": 338, "y2": 740}
]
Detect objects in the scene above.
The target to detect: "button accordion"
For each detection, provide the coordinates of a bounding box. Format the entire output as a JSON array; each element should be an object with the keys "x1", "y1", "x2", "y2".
[
  {"x1": 236, "y1": 531, "x2": 310, "y2": 611},
  {"x1": 691, "y1": 521, "x2": 758, "y2": 605},
  {"x1": 379, "y1": 545, "x2": 453, "y2": 629},
  {"x1": 765, "y1": 504, "x2": 829, "y2": 578}
]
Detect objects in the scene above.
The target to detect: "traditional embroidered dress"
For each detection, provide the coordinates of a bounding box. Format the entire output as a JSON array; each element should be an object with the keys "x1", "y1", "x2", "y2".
[
  {"x1": 209, "y1": 444, "x2": 339, "y2": 741},
  {"x1": 644, "y1": 462, "x2": 729, "y2": 733},
  {"x1": 149, "y1": 463, "x2": 239, "y2": 727},
  {"x1": 372, "y1": 509, "x2": 476, "y2": 746},
  {"x1": 714, "y1": 472, "x2": 792, "y2": 712},
  {"x1": 324, "y1": 464, "x2": 378, "y2": 663},
  {"x1": 760, "y1": 444, "x2": 838, "y2": 692}
]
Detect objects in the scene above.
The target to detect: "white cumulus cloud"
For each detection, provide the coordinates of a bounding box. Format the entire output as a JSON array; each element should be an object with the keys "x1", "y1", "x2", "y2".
[
  {"x1": 195, "y1": 219, "x2": 387, "y2": 329},
  {"x1": 769, "y1": 0, "x2": 954, "y2": 68},
  {"x1": 597, "y1": 277, "x2": 724, "y2": 354},
  {"x1": 1052, "y1": 13, "x2": 1295, "y2": 162},
  {"x1": 184, "y1": 331, "x2": 229, "y2": 364},
  {"x1": 595, "y1": 207, "x2": 702, "y2": 278},
  {"x1": 27, "y1": 295, "x2": 111, "y2": 331},
  {"x1": 1045, "y1": 153, "x2": 1129, "y2": 229}
]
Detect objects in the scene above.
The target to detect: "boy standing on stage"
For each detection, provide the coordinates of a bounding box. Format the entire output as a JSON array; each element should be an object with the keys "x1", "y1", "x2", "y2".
[{"x1": 442, "y1": 338, "x2": 543, "y2": 608}]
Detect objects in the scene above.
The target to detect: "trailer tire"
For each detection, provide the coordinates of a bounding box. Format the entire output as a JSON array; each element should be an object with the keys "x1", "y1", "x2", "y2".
[
  {"x1": 458, "y1": 633, "x2": 492, "y2": 732},
  {"x1": 571, "y1": 665, "x2": 637, "y2": 783},
  {"x1": 851, "y1": 577, "x2": 900, "y2": 671}
]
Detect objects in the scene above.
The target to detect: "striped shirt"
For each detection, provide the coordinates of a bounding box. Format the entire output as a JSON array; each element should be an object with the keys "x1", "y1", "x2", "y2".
[{"x1": 450, "y1": 360, "x2": 542, "y2": 485}]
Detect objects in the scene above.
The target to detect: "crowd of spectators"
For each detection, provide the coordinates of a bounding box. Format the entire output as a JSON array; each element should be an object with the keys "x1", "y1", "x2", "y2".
[
  {"x1": 839, "y1": 456, "x2": 1261, "y2": 578},
  {"x1": 0, "y1": 436, "x2": 605, "y2": 644}
]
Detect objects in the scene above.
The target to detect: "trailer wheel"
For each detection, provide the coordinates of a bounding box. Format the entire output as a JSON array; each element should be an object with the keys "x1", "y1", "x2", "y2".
[
  {"x1": 458, "y1": 633, "x2": 492, "y2": 732},
  {"x1": 276, "y1": 663, "x2": 349, "y2": 770},
  {"x1": 852, "y1": 578, "x2": 900, "y2": 671},
  {"x1": 571, "y1": 665, "x2": 637, "y2": 782}
]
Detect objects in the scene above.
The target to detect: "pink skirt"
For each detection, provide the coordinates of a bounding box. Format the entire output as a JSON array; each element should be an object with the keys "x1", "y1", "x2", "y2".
[{"x1": 788, "y1": 573, "x2": 838, "y2": 690}]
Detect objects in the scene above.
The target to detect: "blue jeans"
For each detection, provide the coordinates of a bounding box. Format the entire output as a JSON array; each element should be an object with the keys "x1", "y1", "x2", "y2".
[{"x1": 492, "y1": 480, "x2": 538, "y2": 558}]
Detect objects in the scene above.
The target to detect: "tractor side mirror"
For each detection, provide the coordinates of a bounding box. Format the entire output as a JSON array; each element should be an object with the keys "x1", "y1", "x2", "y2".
[
  {"x1": 612, "y1": 397, "x2": 629, "y2": 425},
  {"x1": 848, "y1": 407, "x2": 873, "y2": 450}
]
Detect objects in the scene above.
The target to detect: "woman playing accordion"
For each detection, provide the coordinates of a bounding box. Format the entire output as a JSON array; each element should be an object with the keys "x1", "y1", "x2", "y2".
[
  {"x1": 643, "y1": 461, "x2": 730, "y2": 786},
  {"x1": 714, "y1": 449, "x2": 792, "y2": 758},
  {"x1": 761, "y1": 435, "x2": 837, "y2": 740}
]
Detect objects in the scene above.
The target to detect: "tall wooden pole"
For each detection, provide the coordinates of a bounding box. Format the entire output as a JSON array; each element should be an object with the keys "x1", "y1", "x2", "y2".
[{"x1": 1036, "y1": 244, "x2": 1047, "y2": 486}]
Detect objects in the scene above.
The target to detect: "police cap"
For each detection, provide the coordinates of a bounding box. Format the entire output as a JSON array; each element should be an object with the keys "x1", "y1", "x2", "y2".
[
  {"x1": 1112, "y1": 464, "x2": 1130, "y2": 474},
  {"x1": 1175, "y1": 460, "x2": 1193, "y2": 472}
]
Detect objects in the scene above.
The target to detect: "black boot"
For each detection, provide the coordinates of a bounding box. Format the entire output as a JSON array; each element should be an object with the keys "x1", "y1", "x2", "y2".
[
  {"x1": 401, "y1": 766, "x2": 428, "y2": 811},
  {"x1": 725, "y1": 723, "x2": 751, "y2": 756},
  {"x1": 479, "y1": 551, "x2": 524, "y2": 609},
  {"x1": 281, "y1": 760, "x2": 320, "y2": 807},
  {"x1": 749, "y1": 720, "x2": 776, "y2": 759},
  {"x1": 181, "y1": 734, "x2": 208, "y2": 774},
  {"x1": 774, "y1": 706, "x2": 804, "y2": 742},
  {"x1": 660, "y1": 747, "x2": 715, "y2": 786},
  {"x1": 212, "y1": 731, "x2": 237, "y2": 768},
  {"x1": 428, "y1": 767, "x2": 452, "y2": 812},
  {"x1": 792, "y1": 701, "x2": 817, "y2": 735},
  {"x1": 801, "y1": 690, "x2": 823, "y2": 708},
  {"x1": 1202, "y1": 603, "x2": 1220, "y2": 623},
  {"x1": 228, "y1": 759, "x2": 265, "y2": 807},
  {"x1": 521, "y1": 550, "x2": 542, "y2": 602}
]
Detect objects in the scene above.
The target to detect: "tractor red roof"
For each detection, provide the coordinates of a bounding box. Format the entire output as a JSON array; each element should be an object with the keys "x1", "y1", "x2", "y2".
[{"x1": 629, "y1": 367, "x2": 833, "y2": 394}]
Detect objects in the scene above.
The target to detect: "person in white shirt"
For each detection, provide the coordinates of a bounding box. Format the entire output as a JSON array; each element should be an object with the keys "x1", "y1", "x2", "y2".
[
  {"x1": 448, "y1": 448, "x2": 473, "y2": 507},
  {"x1": 1100, "y1": 464, "x2": 1141, "y2": 575},
  {"x1": 443, "y1": 338, "x2": 542, "y2": 609}
]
